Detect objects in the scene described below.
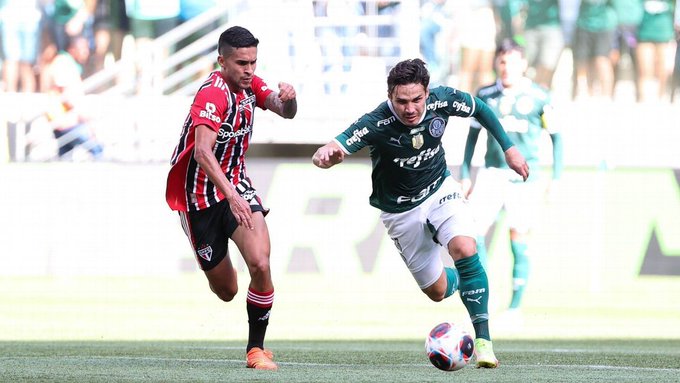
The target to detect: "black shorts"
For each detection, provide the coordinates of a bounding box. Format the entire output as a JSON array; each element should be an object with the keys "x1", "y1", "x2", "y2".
[{"x1": 179, "y1": 179, "x2": 268, "y2": 271}]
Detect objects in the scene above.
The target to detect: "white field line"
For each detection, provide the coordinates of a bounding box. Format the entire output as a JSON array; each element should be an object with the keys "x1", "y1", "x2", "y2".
[{"x1": 0, "y1": 355, "x2": 678, "y2": 372}]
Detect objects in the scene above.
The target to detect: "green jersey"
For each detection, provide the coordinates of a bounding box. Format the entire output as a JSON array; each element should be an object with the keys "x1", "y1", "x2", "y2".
[
  {"x1": 638, "y1": 0, "x2": 676, "y2": 42},
  {"x1": 576, "y1": 0, "x2": 618, "y2": 32},
  {"x1": 468, "y1": 78, "x2": 559, "y2": 179},
  {"x1": 335, "y1": 86, "x2": 494, "y2": 213},
  {"x1": 523, "y1": 0, "x2": 562, "y2": 29}
]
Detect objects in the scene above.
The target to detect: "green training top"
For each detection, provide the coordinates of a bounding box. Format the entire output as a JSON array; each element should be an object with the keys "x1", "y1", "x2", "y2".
[
  {"x1": 334, "y1": 86, "x2": 513, "y2": 213},
  {"x1": 462, "y1": 78, "x2": 563, "y2": 181}
]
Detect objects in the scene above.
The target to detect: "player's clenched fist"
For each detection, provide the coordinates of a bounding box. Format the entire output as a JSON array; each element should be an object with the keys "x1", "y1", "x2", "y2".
[{"x1": 277, "y1": 82, "x2": 296, "y2": 101}]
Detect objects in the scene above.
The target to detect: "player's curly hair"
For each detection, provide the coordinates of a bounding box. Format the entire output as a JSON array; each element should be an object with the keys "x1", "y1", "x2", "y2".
[
  {"x1": 218, "y1": 26, "x2": 259, "y2": 57},
  {"x1": 387, "y1": 58, "x2": 430, "y2": 97}
]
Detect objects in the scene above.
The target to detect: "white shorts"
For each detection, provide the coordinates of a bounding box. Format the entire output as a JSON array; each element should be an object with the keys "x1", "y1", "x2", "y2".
[
  {"x1": 468, "y1": 167, "x2": 543, "y2": 234},
  {"x1": 380, "y1": 176, "x2": 476, "y2": 289}
]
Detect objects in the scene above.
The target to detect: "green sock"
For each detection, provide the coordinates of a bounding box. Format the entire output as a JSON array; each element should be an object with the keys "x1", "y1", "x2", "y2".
[
  {"x1": 509, "y1": 240, "x2": 529, "y2": 309},
  {"x1": 476, "y1": 235, "x2": 488, "y2": 270},
  {"x1": 455, "y1": 254, "x2": 491, "y2": 340},
  {"x1": 444, "y1": 267, "x2": 459, "y2": 298}
]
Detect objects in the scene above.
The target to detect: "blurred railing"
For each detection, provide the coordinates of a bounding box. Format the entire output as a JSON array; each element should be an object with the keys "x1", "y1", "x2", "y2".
[{"x1": 2, "y1": 91, "x2": 679, "y2": 168}]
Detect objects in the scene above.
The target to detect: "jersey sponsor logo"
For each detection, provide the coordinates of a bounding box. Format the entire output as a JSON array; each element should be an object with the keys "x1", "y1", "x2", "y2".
[
  {"x1": 438, "y1": 192, "x2": 461, "y2": 205},
  {"x1": 396, "y1": 176, "x2": 441, "y2": 204},
  {"x1": 199, "y1": 102, "x2": 222, "y2": 123},
  {"x1": 345, "y1": 126, "x2": 369, "y2": 146},
  {"x1": 393, "y1": 145, "x2": 440, "y2": 168},
  {"x1": 426, "y1": 100, "x2": 448, "y2": 110},
  {"x1": 216, "y1": 122, "x2": 252, "y2": 143},
  {"x1": 197, "y1": 244, "x2": 213, "y2": 261},
  {"x1": 500, "y1": 116, "x2": 529, "y2": 133},
  {"x1": 377, "y1": 116, "x2": 396, "y2": 126},
  {"x1": 452, "y1": 101, "x2": 471, "y2": 114},
  {"x1": 428, "y1": 117, "x2": 446, "y2": 137}
]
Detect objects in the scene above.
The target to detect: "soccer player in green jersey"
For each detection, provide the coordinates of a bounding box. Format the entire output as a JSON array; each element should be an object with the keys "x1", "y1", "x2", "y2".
[
  {"x1": 460, "y1": 39, "x2": 564, "y2": 326},
  {"x1": 312, "y1": 58, "x2": 529, "y2": 368}
]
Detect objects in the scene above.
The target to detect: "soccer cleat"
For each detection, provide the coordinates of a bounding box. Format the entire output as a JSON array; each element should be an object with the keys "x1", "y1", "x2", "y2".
[
  {"x1": 474, "y1": 338, "x2": 499, "y2": 368},
  {"x1": 246, "y1": 347, "x2": 278, "y2": 371},
  {"x1": 263, "y1": 348, "x2": 274, "y2": 360}
]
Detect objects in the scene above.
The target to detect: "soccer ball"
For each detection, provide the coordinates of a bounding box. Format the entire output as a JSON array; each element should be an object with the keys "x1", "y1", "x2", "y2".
[{"x1": 425, "y1": 322, "x2": 475, "y2": 371}]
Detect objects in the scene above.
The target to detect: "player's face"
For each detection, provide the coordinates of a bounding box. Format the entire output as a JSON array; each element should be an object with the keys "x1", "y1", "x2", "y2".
[
  {"x1": 389, "y1": 83, "x2": 429, "y2": 127},
  {"x1": 218, "y1": 46, "x2": 258, "y2": 91},
  {"x1": 496, "y1": 50, "x2": 527, "y2": 87}
]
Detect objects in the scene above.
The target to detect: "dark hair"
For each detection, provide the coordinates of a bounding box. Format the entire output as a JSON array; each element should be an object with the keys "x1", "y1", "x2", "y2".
[
  {"x1": 218, "y1": 26, "x2": 259, "y2": 56},
  {"x1": 495, "y1": 38, "x2": 524, "y2": 58},
  {"x1": 387, "y1": 58, "x2": 430, "y2": 96}
]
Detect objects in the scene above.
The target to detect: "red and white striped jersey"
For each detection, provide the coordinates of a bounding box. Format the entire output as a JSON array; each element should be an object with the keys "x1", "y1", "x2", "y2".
[{"x1": 165, "y1": 71, "x2": 273, "y2": 212}]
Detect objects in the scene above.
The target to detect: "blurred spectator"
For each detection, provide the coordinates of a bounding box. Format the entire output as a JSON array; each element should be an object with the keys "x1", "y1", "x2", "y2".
[
  {"x1": 571, "y1": 0, "x2": 617, "y2": 99},
  {"x1": 179, "y1": 0, "x2": 216, "y2": 21},
  {"x1": 636, "y1": 0, "x2": 676, "y2": 102},
  {"x1": 174, "y1": 0, "x2": 219, "y2": 87},
  {"x1": 0, "y1": 0, "x2": 43, "y2": 93},
  {"x1": 495, "y1": 0, "x2": 523, "y2": 44},
  {"x1": 89, "y1": 0, "x2": 129, "y2": 76},
  {"x1": 456, "y1": 0, "x2": 497, "y2": 92},
  {"x1": 420, "y1": 0, "x2": 451, "y2": 85},
  {"x1": 46, "y1": 0, "x2": 95, "y2": 52},
  {"x1": 521, "y1": 0, "x2": 565, "y2": 89},
  {"x1": 672, "y1": 3, "x2": 680, "y2": 102},
  {"x1": 313, "y1": 0, "x2": 364, "y2": 95},
  {"x1": 377, "y1": 1, "x2": 401, "y2": 57},
  {"x1": 43, "y1": 35, "x2": 103, "y2": 160},
  {"x1": 125, "y1": 0, "x2": 180, "y2": 94},
  {"x1": 610, "y1": 0, "x2": 643, "y2": 100},
  {"x1": 559, "y1": 0, "x2": 581, "y2": 47}
]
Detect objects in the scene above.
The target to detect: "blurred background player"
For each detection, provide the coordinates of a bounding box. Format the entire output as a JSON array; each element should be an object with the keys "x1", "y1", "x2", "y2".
[
  {"x1": 312, "y1": 58, "x2": 529, "y2": 368},
  {"x1": 165, "y1": 26, "x2": 297, "y2": 371},
  {"x1": 461, "y1": 39, "x2": 563, "y2": 326}
]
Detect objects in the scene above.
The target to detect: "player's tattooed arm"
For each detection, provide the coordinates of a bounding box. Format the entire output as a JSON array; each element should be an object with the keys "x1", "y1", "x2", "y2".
[{"x1": 265, "y1": 82, "x2": 297, "y2": 119}]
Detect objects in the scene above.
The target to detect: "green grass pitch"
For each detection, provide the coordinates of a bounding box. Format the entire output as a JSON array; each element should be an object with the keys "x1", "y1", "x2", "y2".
[
  {"x1": 2, "y1": 275, "x2": 679, "y2": 382},
  {"x1": 2, "y1": 339, "x2": 679, "y2": 382}
]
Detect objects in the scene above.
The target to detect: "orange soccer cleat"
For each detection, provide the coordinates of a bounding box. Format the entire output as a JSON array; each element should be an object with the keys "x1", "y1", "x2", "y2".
[{"x1": 246, "y1": 347, "x2": 278, "y2": 371}]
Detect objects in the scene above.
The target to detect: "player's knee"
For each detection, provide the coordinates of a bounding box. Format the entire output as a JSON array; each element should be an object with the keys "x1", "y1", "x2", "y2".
[
  {"x1": 247, "y1": 257, "x2": 271, "y2": 279},
  {"x1": 211, "y1": 284, "x2": 238, "y2": 302},
  {"x1": 426, "y1": 291, "x2": 446, "y2": 302},
  {"x1": 423, "y1": 285, "x2": 446, "y2": 302},
  {"x1": 448, "y1": 237, "x2": 477, "y2": 259}
]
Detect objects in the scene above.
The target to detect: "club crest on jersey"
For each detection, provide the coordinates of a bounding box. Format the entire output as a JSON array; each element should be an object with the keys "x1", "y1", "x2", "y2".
[
  {"x1": 197, "y1": 244, "x2": 213, "y2": 261},
  {"x1": 412, "y1": 133, "x2": 424, "y2": 149},
  {"x1": 428, "y1": 117, "x2": 446, "y2": 138}
]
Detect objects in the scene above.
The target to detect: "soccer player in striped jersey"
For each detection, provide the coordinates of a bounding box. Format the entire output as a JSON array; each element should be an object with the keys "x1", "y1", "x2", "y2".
[
  {"x1": 165, "y1": 26, "x2": 297, "y2": 371},
  {"x1": 312, "y1": 58, "x2": 529, "y2": 368},
  {"x1": 460, "y1": 39, "x2": 564, "y2": 327}
]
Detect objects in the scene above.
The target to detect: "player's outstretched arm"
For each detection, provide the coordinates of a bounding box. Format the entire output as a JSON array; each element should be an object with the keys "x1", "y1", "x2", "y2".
[
  {"x1": 312, "y1": 141, "x2": 345, "y2": 169},
  {"x1": 504, "y1": 146, "x2": 529, "y2": 181}
]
